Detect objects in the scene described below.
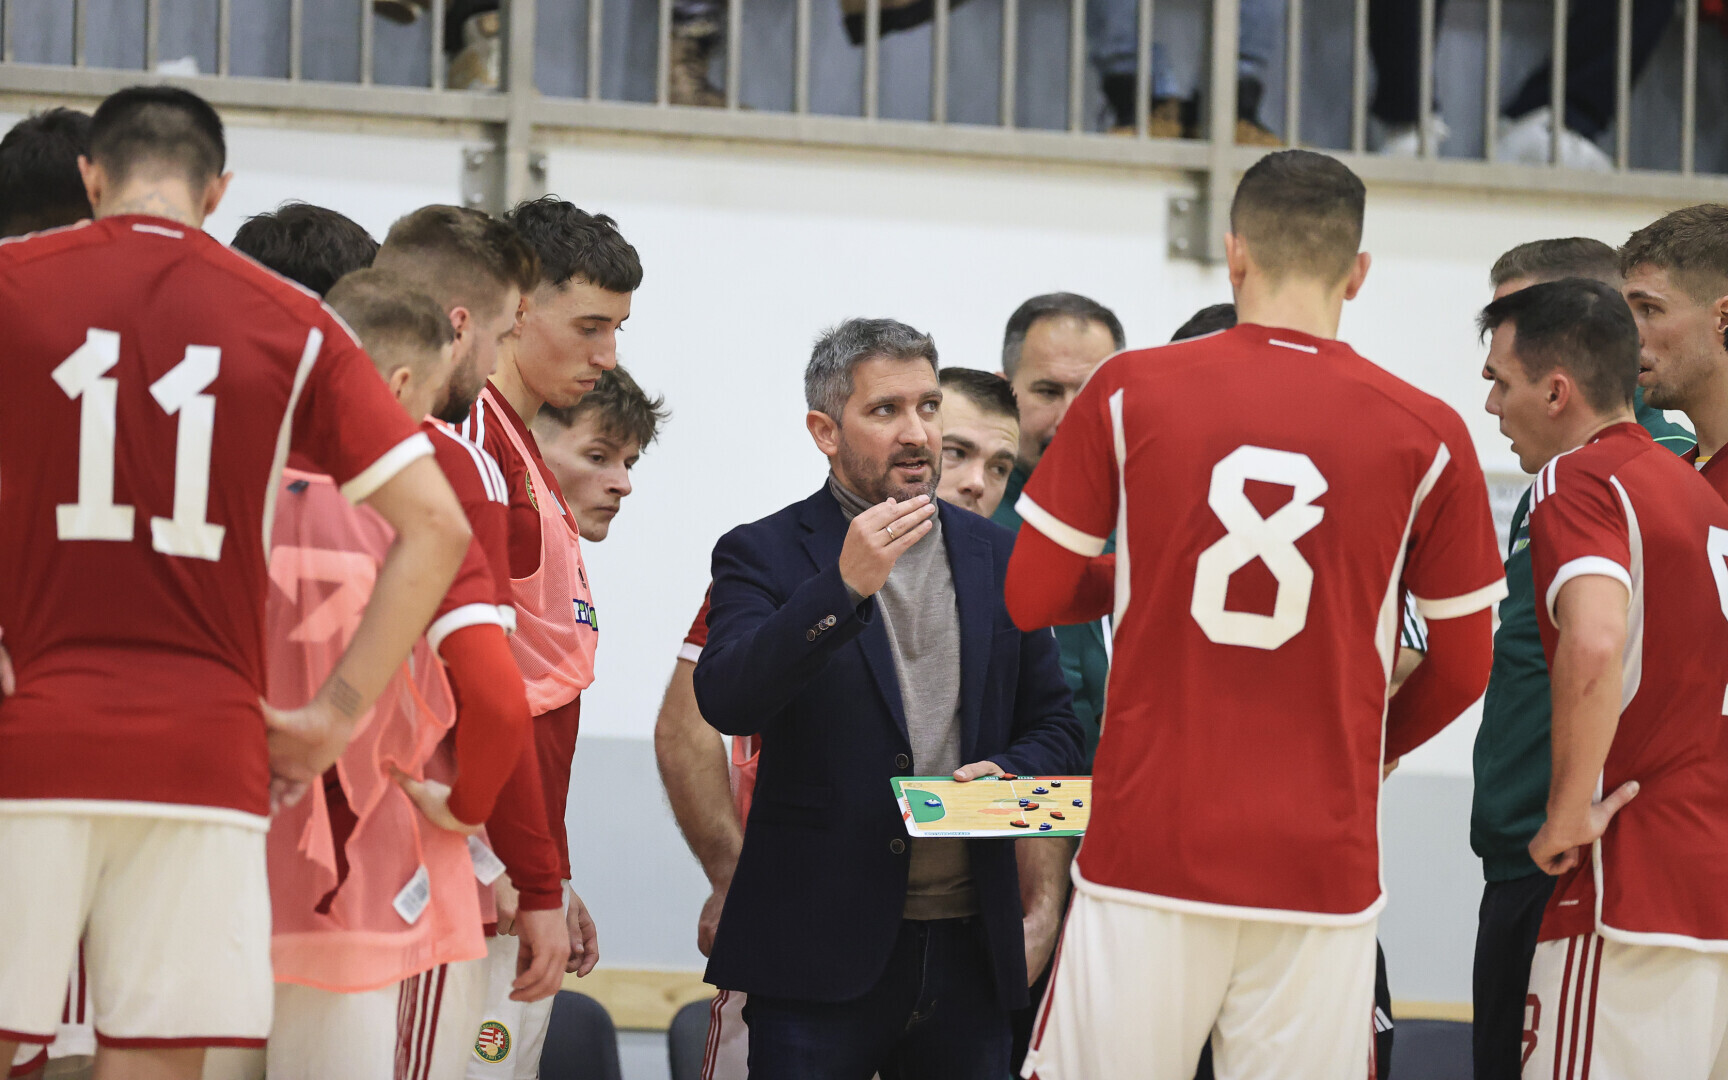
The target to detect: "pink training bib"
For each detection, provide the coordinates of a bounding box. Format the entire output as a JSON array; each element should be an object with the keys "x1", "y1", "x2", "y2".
[
  {"x1": 264, "y1": 468, "x2": 485, "y2": 993},
  {"x1": 482, "y1": 386, "x2": 597, "y2": 715}
]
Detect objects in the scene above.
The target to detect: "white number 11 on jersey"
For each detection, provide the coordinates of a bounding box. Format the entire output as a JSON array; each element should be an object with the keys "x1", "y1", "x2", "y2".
[{"x1": 53, "y1": 328, "x2": 227, "y2": 561}]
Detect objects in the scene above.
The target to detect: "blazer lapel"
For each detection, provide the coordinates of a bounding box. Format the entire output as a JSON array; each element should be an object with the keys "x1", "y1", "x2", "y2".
[
  {"x1": 943, "y1": 505, "x2": 994, "y2": 763},
  {"x1": 799, "y1": 488, "x2": 909, "y2": 741}
]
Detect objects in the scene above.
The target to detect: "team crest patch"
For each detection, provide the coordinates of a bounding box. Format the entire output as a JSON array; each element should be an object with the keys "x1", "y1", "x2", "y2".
[
  {"x1": 474, "y1": 1020, "x2": 511, "y2": 1063},
  {"x1": 524, "y1": 471, "x2": 540, "y2": 512}
]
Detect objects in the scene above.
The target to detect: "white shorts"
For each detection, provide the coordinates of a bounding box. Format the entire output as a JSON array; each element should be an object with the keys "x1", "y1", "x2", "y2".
[
  {"x1": 197, "y1": 958, "x2": 489, "y2": 1080},
  {"x1": 0, "y1": 809, "x2": 273, "y2": 1049},
  {"x1": 701, "y1": 989, "x2": 748, "y2": 1080},
  {"x1": 8, "y1": 947, "x2": 95, "y2": 1077},
  {"x1": 1524, "y1": 932, "x2": 1728, "y2": 1079},
  {"x1": 463, "y1": 935, "x2": 556, "y2": 1080},
  {"x1": 1022, "y1": 889, "x2": 1379, "y2": 1080}
]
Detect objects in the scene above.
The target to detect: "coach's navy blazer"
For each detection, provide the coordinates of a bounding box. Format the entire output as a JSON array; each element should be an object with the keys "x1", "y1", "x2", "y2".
[{"x1": 693, "y1": 484, "x2": 1085, "y2": 1009}]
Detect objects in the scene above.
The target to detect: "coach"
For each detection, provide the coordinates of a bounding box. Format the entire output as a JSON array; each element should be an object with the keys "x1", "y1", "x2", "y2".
[{"x1": 693, "y1": 318, "x2": 1085, "y2": 1079}]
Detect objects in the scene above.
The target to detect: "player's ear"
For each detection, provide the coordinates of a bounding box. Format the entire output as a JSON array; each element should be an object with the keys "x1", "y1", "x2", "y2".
[
  {"x1": 806, "y1": 409, "x2": 841, "y2": 458},
  {"x1": 387, "y1": 364, "x2": 414, "y2": 404},
  {"x1": 1712, "y1": 292, "x2": 1728, "y2": 335},
  {"x1": 1546, "y1": 371, "x2": 1571, "y2": 416},
  {"x1": 449, "y1": 306, "x2": 472, "y2": 340},
  {"x1": 77, "y1": 156, "x2": 102, "y2": 210},
  {"x1": 200, "y1": 172, "x2": 234, "y2": 219},
  {"x1": 1223, "y1": 232, "x2": 1250, "y2": 290},
  {"x1": 1342, "y1": 251, "x2": 1372, "y2": 301}
]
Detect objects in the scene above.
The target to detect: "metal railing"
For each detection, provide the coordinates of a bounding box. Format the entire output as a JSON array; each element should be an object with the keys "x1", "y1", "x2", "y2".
[{"x1": 1, "y1": 0, "x2": 1725, "y2": 260}]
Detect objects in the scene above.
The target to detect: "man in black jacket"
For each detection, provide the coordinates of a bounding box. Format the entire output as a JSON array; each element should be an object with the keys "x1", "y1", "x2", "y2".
[{"x1": 693, "y1": 317, "x2": 1084, "y2": 1080}]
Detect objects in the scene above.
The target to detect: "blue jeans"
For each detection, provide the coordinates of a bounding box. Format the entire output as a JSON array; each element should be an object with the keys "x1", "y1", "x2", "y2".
[
  {"x1": 742, "y1": 917, "x2": 1011, "y2": 1080},
  {"x1": 1089, "y1": 0, "x2": 1281, "y2": 91}
]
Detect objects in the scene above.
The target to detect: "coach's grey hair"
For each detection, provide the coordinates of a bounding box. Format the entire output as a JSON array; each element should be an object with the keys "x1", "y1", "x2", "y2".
[
  {"x1": 805, "y1": 318, "x2": 939, "y2": 419},
  {"x1": 1001, "y1": 293, "x2": 1125, "y2": 379}
]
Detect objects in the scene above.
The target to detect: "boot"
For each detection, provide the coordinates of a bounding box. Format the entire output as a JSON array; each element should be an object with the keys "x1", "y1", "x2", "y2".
[
  {"x1": 448, "y1": 10, "x2": 501, "y2": 91},
  {"x1": 1234, "y1": 76, "x2": 1282, "y2": 146},
  {"x1": 1101, "y1": 74, "x2": 1188, "y2": 138},
  {"x1": 670, "y1": 33, "x2": 725, "y2": 108}
]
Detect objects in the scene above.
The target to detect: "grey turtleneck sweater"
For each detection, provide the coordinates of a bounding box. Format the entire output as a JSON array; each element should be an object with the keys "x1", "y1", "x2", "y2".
[{"x1": 829, "y1": 476, "x2": 977, "y2": 920}]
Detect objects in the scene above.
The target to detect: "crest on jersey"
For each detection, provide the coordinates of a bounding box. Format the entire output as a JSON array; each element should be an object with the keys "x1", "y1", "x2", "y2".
[
  {"x1": 474, "y1": 1020, "x2": 511, "y2": 1063},
  {"x1": 524, "y1": 470, "x2": 540, "y2": 512}
]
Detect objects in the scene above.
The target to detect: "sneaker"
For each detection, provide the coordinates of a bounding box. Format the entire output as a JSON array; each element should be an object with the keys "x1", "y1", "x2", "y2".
[
  {"x1": 1378, "y1": 115, "x2": 1451, "y2": 157},
  {"x1": 448, "y1": 11, "x2": 501, "y2": 91},
  {"x1": 669, "y1": 33, "x2": 725, "y2": 107},
  {"x1": 1495, "y1": 107, "x2": 1612, "y2": 171},
  {"x1": 374, "y1": 0, "x2": 428, "y2": 24},
  {"x1": 1109, "y1": 98, "x2": 1186, "y2": 138},
  {"x1": 1235, "y1": 117, "x2": 1282, "y2": 147}
]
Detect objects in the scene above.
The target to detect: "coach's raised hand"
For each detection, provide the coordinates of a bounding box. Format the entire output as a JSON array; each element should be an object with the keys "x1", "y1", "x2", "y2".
[{"x1": 838, "y1": 494, "x2": 937, "y2": 600}]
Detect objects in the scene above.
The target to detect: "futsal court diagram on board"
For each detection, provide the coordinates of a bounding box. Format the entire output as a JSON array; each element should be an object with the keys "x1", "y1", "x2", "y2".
[{"x1": 891, "y1": 775, "x2": 1092, "y2": 838}]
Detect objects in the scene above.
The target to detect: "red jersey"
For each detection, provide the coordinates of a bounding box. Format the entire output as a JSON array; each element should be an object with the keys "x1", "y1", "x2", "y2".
[
  {"x1": 425, "y1": 421, "x2": 513, "y2": 631},
  {"x1": 681, "y1": 589, "x2": 759, "y2": 823},
  {"x1": 1017, "y1": 325, "x2": 1506, "y2": 922},
  {"x1": 1530, "y1": 423, "x2": 1728, "y2": 949},
  {"x1": 458, "y1": 388, "x2": 596, "y2": 880},
  {"x1": 1682, "y1": 444, "x2": 1728, "y2": 502},
  {"x1": 0, "y1": 217, "x2": 424, "y2": 821}
]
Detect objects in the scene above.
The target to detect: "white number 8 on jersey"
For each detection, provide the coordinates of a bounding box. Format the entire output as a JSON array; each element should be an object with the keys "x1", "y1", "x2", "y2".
[{"x1": 1190, "y1": 445, "x2": 1328, "y2": 650}]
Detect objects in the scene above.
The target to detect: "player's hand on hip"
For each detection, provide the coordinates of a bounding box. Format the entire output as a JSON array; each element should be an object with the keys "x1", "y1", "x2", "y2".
[
  {"x1": 566, "y1": 889, "x2": 600, "y2": 977},
  {"x1": 391, "y1": 767, "x2": 482, "y2": 836},
  {"x1": 494, "y1": 876, "x2": 521, "y2": 935},
  {"x1": 1529, "y1": 780, "x2": 1640, "y2": 875},
  {"x1": 697, "y1": 881, "x2": 729, "y2": 958},
  {"x1": 838, "y1": 495, "x2": 937, "y2": 599},
  {"x1": 510, "y1": 906, "x2": 567, "y2": 1002},
  {"x1": 953, "y1": 761, "x2": 1005, "y2": 782},
  {"x1": 263, "y1": 697, "x2": 352, "y2": 786}
]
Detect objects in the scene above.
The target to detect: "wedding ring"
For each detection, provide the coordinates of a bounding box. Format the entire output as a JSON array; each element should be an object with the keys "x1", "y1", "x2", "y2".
[{"x1": 885, "y1": 524, "x2": 898, "y2": 540}]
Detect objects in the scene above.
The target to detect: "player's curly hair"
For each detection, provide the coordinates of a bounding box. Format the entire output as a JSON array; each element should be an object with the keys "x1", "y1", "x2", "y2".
[
  {"x1": 232, "y1": 202, "x2": 378, "y2": 297},
  {"x1": 504, "y1": 197, "x2": 642, "y2": 294},
  {"x1": 536, "y1": 363, "x2": 669, "y2": 450}
]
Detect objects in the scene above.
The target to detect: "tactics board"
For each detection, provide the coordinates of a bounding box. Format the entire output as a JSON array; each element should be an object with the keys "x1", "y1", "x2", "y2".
[{"x1": 891, "y1": 775, "x2": 1092, "y2": 838}]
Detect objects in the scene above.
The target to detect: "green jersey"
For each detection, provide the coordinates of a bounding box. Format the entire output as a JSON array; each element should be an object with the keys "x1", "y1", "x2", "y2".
[
  {"x1": 995, "y1": 463, "x2": 1110, "y2": 768},
  {"x1": 1471, "y1": 390, "x2": 1695, "y2": 881}
]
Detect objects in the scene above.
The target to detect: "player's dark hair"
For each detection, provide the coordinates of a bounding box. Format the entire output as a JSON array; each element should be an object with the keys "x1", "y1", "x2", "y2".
[
  {"x1": 1491, "y1": 238, "x2": 1620, "y2": 290},
  {"x1": 88, "y1": 85, "x2": 225, "y2": 189},
  {"x1": 1170, "y1": 302, "x2": 1238, "y2": 342},
  {"x1": 326, "y1": 269, "x2": 454, "y2": 380},
  {"x1": 1477, "y1": 278, "x2": 1638, "y2": 414},
  {"x1": 939, "y1": 367, "x2": 1018, "y2": 422},
  {"x1": 375, "y1": 203, "x2": 539, "y2": 321},
  {"x1": 1230, "y1": 149, "x2": 1365, "y2": 286},
  {"x1": 536, "y1": 364, "x2": 669, "y2": 449},
  {"x1": 1002, "y1": 293, "x2": 1125, "y2": 378},
  {"x1": 231, "y1": 202, "x2": 378, "y2": 297},
  {"x1": 503, "y1": 197, "x2": 642, "y2": 293},
  {"x1": 0, "y1": 108, "x2": 93, "y2": 238},
  {"x1": 1619, "y1": 204, "x2": 1728, "y2": 304},
  {"x1": 807, "y1": 318, "x2": 938, "y2": 419}
]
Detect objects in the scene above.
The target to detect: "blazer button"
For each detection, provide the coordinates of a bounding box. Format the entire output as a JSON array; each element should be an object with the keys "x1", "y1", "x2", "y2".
[
  {"x1": 894, "y1": 754, "x2": 910, "y2": 770},
  {"x1": 806, "y1": 629, "x2": 817, "y2": 641},
  {"x1": 823, "y1": 615, "x2": 837, "y2": 627},
  {"x1": 889, "y1": 839, "x2": 906, "y2": 854}
]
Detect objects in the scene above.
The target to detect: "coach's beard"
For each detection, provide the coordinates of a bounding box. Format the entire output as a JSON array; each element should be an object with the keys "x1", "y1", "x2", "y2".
[{"x1": 838, "y1": 442, "x2": 939, "y2": 505}]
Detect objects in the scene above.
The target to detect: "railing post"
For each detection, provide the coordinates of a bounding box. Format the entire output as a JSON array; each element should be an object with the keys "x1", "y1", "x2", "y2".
[
  {"x1": 1350, "y1": 0, "x2": 1367, "y2": 151},
  {"x1": 1483, "y1": 0, "x2": 1500, "y2": 161},
  {"x1": 503, "y1": 0, "x2": 539, "y2": 209},
  {"x1": 1613, "y1": 0, "x2": 1629, "y2": 168},
  {"x1": 1284, "y1": 0, "x2": 1302, "y2": 146},
  {"x1": 1202, "y1": 0, "x2": 1239, "y2": 262}
]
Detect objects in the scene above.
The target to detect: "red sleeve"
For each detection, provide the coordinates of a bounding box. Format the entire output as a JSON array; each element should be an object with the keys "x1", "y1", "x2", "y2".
[
  {"x1": 1527, "y1": 455, "x2": 1632, "y2": 626},
  {"x1": 1402, "y1": 415, "x2": 1509, "y2": 621},
  {"x1": 1006, "y1": 528, "x2": 1115, "y2": 629},
  {"x1": 1016, "y1": 365, "x2": 1121, "y2": 558},
  {"x1": 1384, "y1": 608, "x2": 1494, "y2": 759},
  {"x1": 484, "y1": 732, "x2": 565, "y2": 911},
  {"x1": 678, "y1": 587, "x2": 712, "y2": 662},
  {"x1": 292, "y1": 311, "x2": 427, "y2": 500},
  {"x1": 427, "y1": 539, "x2": 504, "y2": 651},
  {"x1": 441, "y1": 623, "x2": 532, "y2": 826},
  {"x1": 428, "y1": 422, "x2": 513, "y2": 613}
]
